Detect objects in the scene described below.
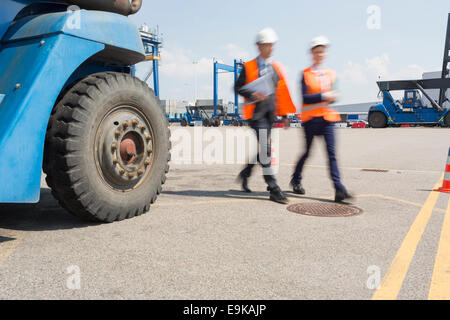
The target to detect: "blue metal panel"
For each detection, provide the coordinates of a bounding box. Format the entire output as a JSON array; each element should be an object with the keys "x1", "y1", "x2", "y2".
[
  {"x1": 0, "y1": 0, "x2": 30, "y2": 41},
  {"x1": 213, "y1": 62, "x2": 218, "y2": 106},
  {"x1": 0, "y1": 7, "x2": 149, "y2": 202},
  {"x1": 153, "y1": 58, "x2": 159, "y2": 97},
  {"x1": 213, "y1": 60, "x2": 243, "y2": 111},
  {"x1": 373, "y1": 91, "x2": 446, "y2": 124},
  {"x1": 139, "y1": 30, "x2": 162, "y2": 96},
  {"x1": 0, "y1": 34, "x2": 104, "y2": 202},
  {"x1": 0, "y1": 0, "x2": 64, "y2": 41},
  {"x1": 233, "y1": 59, "x2": 239, "y2": 114},
  {"x1": 369, "y1": 103, "x2": 391, "y2": 120},
  {"x1": 214, "y1": 62, "x2": 235, "y2": 73},
  {"x1": 3, "y1": 9, "x2": 144, "y2": 57}
]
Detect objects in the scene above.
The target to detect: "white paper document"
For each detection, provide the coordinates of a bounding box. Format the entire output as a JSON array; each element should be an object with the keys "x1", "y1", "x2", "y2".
[{"x1": 241, "y1": 74, "x2": 275, "y2": 96}]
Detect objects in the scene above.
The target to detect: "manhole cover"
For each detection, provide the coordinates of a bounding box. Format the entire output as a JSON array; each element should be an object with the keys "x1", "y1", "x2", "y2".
[{"x1": 287, "y1": 202, "x2": 363, "y2": 217}]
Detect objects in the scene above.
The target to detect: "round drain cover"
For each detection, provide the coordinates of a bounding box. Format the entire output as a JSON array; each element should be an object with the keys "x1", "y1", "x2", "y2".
[{"x1": 287, "y1": 202, "x2": 363, "y2": 217}]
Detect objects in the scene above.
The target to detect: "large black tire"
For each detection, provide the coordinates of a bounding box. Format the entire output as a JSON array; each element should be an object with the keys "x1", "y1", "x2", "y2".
[
  {"x1": 368, "y1": 111, "x2": 387, "y2": 128},
  {"x1": 202, "y1": 119, "x2": 211, "y2": 127},
  {"x1": 43, "y1": 72, "x2": 171, "y2": 222},
  {"x1": 212, "y1": 118, "x2": 220, "y2": 127}
]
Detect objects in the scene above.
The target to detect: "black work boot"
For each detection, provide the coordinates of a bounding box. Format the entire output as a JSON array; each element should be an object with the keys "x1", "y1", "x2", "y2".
[
  {"x1": 237, "y1": 174, "x2": 252, "y2": 193},
  {"x1": 290, "y1": 179, "x2": 305, "y2": 195},
  {"x1": 269, "y1": 187, "x2": 289, "y2": 204},
  {"x1": 335, "y1": 189, "x2": 353, "y2": 203}
]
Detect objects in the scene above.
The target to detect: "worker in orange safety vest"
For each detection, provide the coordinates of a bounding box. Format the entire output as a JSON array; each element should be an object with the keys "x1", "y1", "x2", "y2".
[
  {"x1": 235, "y1": 28, "x2": 296, "y2": 204},
  {"x1": 290, "y1": 36, "x2": 352, "y2": 203}
]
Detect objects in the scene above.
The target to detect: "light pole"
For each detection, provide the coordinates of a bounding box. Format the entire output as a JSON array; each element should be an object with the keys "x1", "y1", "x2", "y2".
[{"x1": 193, "y1": 60, "x2": 198, "y2": 105}]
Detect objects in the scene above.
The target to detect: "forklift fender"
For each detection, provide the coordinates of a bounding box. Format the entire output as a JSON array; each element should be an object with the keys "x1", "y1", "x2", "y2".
[
  {"x1": 369, "y1": 104, "x2": 391, "y2": 122},
  {"x1": 0, "y1": 10, "x2": 144, "y2": 203},
  {"x1": 3, "y1": 9, "x2": 145, "y2": 64}
]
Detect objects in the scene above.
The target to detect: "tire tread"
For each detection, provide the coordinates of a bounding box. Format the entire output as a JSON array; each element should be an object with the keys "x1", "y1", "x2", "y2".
[{"x1": 43, "y1": 72, "x2": 171, "y2": 222}]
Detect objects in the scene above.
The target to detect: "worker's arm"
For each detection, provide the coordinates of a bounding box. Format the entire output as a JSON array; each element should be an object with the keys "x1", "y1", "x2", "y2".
[
  {"x1": 272, "y1": 69, "x2": 286, "y2": 120},
  {"x1": 234, "y1": 67, "x2": 253, "y2": 99},
  {"x1": 301, "y1": 75, "x2": 338, "y2": 104},
  {"x1": 274, "y1": 70, "x2": 290, "y2": 126}
]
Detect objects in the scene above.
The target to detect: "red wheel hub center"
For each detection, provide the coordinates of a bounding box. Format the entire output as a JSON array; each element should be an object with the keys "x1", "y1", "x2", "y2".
[{"x1": 120, "y1": 133, "x2": 138, "y2": 164}]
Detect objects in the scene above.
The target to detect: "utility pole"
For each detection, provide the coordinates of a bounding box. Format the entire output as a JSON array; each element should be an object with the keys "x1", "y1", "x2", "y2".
[{"x1": 193, "y1": 60, "x2": 199, "y2": 105}]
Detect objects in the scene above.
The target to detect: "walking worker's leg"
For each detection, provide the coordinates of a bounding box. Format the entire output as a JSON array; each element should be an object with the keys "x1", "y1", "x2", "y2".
[
  {"x1": 240, "y1": 162, "x2": 255, "y2": 178},
  {"x1": 292, "y1": 122, "x2": 314, "y2": 185},
  {"x1": 257, "y1": 127, "x2": 279, "y2": 190},
  {"x1": 252, "y1": 127, "x2": 287, "y2": 204},
  {"x1": 240, "y1": 126, "x2": 262, "y2": 177},
  {"x1": 323, "y1": 121, "x2": 346, "y2": 192},
  {"x1": 238, "y1": 127, "x2": 259, "y2": 193}
]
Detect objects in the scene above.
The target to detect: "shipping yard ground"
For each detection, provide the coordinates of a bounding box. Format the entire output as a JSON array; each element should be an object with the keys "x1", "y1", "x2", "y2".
[{"x1": 0, "y1": 126, "x2": 449, "y2": 300}]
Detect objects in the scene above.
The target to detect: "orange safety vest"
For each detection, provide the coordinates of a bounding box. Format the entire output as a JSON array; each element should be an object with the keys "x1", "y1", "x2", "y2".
[
  {"x1": 242, "y1": 59, "x2": 296, "y2": 120},
  {"x1": 301, "y1": 67, "x2": 341, "y2": 123}
]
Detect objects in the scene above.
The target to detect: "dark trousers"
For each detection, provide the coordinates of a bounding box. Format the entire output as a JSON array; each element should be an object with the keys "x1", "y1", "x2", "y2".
[
  {"x1": 240, "y1": 126, "x2": 279, "y2": 190},
  {"x1": 292, "y1": 117, "x2": 346, "y2": 191}
]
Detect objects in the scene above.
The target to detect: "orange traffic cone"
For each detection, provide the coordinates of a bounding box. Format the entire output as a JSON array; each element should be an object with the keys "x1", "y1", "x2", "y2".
[{"x1": 434, "y1": 147, "x2": 450, "y2": 194}]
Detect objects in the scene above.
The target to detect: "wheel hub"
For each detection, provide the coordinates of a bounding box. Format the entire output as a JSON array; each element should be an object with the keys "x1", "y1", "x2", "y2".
[
  {"x1": 120, "y1": 132, "x2": 138, "y2": 164},
  {"x1": 95, "y1": 107, "x2": 154, "y2": 191}
]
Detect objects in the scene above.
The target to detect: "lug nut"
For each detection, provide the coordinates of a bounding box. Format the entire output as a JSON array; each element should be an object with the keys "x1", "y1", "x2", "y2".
[
  {"x1": 147, "y1": 144, "x2": 153, "y2": 153},
  {"x1": 137, "y1": 168, "x2": 145, "y2": 176},
  {"x1": 123, "y1": 121, "x2": 129, "y2": 129},
  {"x1": 115, "y1": 129, "x2": 121, "y2": 138},
  {"x1": 144, "y1": 158, "x2": 151, "y2": 166},
  {"x1": 112, "y1": 156, "x2": 119, "y2": 164},
  {"x1": 145, "y1": 133, "x2": 151, "y2": 141},
  {"x1": 119, "y1": 169, "x2": 125, "y2": 175},
  {"x1": 132, "y1": 119, "x2": 139, "y2": 127},
  {"x1": 111, "y1": 142, "x2": 117, "y2": 151}
]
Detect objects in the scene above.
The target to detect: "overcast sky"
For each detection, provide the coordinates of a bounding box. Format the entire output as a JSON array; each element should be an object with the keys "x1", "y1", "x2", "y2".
[{"x1": 130, "y1": 0, "x2": 450, "y2": 106}]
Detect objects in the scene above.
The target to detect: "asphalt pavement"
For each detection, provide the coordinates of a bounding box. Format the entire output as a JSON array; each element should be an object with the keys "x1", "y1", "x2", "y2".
[{"x1": 0, "y1": 126, "x2": 449, "y2": 300}]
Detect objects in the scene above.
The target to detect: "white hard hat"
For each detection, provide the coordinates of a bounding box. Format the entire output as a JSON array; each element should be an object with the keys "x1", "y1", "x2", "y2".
[
  {"x1": 310, "y1": 36, "x2": 330, "y2": 49},
  {"x1": 256, "y1": 28, "x2": 278, "y2": 44}
]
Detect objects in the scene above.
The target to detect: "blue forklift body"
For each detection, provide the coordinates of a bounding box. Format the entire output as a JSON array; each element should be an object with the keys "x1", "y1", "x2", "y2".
[
  {"x1": 369, "y1": 90, "x2": 449, "y2": 125},
  {"x1": 369, "y1": 13, "x2": 450, "y2": 127},
  {"x1": 0, "y1": 1, "x2": 48, "y2": 41},
  {"x1": 0, "y1": 1, "x2": 145, "y2": 202}
]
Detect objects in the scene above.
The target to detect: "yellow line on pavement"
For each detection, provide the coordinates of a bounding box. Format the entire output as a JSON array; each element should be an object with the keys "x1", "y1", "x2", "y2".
[
  {"x1": 372, "y1": 177, "x2": 443, "y2": 300},
  {"x1": 428, "y1": 197, "x2": 450, "y2": 300},
  {"x1": 356, "y1": 194, "x2": 446, "y2": 213}
]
